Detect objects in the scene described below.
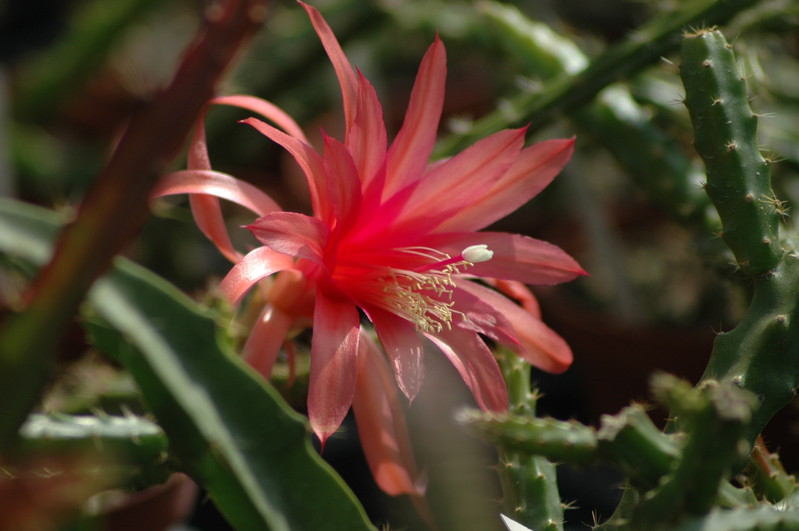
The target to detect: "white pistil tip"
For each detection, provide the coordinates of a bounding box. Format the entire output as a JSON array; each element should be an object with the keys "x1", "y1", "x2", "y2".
[{"x1": 462, "y1": 244, "x2": 493, "y2": 263}]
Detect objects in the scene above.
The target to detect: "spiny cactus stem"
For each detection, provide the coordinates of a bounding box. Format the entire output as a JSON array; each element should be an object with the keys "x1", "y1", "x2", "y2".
[
  {"x1": 596, "y1": 404, "x2": 679, "y2": 489},
  {"x1": 680, "y1": 28, "x2": 782, "y2": 275},
  {"x1": 494, "y1": 349, "x2": 565, "y2": 530}
]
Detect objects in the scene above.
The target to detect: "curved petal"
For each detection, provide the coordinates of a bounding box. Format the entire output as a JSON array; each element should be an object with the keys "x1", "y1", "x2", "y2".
[
  {"x1": 455, "y1": 280, "x2": 572, "y2": 373},
  {"x1": 487, "y1": 279, "x2": 541, "y2": 318},
  {"x1": 308, "y1": 294, "x2": 361, "y2": 445},
  {"x1": 368, "y1": 307, "x2": 425, "y2": 402},
  {"x1": 242, "y1": 304, "x2": 294, "y2": 379},
  {"x1": 248, "y1": 212, "x2": 330, "y2": 264},
  {"x1": 300, "y1": 1, "x2": 358, "y2": 136},
  {"x1": 218, "y1": 247, "x2": 297, "y2": 304},
  {"x1": 425, "y1": 328, "x2": 508, "y2": 412},
  {"x1": 392, "y1": 128, "x2": 527, "y2": 233},
  {"x1": 436, "y1": 138, "x2": 575, "y2": 233},
  {"x1": 152, "y1": 169, "x2": 281, "y2": 263},
  {"x1": 352, "y1": 332, "x2": 425, "y2": 496},
  {"x1": 422, "y1": 231, "x2": 586, "y2": 285},
  {"x1": 384, "y1": 37, "x2": 446, "y2": 198},
  {"x1": 153, "y1": 169, "x2": 280, "y2": 216},
  {"x1": 212, "y1": 94, "x2": 308, "y2": 142}
]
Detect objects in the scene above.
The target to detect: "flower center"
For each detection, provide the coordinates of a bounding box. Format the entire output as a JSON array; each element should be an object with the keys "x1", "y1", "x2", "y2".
[{"x1": 379, "y1": 245, "x2": 493, "y2": 333}]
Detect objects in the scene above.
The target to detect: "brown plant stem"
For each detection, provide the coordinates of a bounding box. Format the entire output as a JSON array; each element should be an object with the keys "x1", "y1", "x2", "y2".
[{"x1": 0, "y1": 0, "x2": 267, "y2": 448}]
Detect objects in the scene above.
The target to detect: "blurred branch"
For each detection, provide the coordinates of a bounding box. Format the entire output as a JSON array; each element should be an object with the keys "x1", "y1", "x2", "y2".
[
  {"x1": 0, "y1": 0, "x2": 267, "y2": 448},
  {"x1": 436, "y1": 0, "x2": 763, "y2": 156}
]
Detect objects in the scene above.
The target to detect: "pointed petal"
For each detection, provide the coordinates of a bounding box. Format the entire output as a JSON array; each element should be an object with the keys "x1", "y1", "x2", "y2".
[
  {"x1": 368, "y1": 308, "x2": 425, "y2": 401},
  {"x1": 241, "y1": 117, "x2": 328, "y2": 221},
  {"x1": 436, "y1": 138, "x2": 575, "y2": 232},
  {"x1": 308, "y1": 295, "x2": 360, "y2": 444},
  {"x1": 243, "y1": 304, "x2": 294, "y2": 378},
  {"x1": 426, "y1": 329, "x2": 508, "y2": 412},
  {"x1": 212, "y1": 94, "x2": 308, "y2": 141},
  {"x1": 352, "y1": 332, "x2": 425, "y2": 496},
  {"x1": 248, "y1": 212, "x2": 329, "y2": 264},
  {"x1": 422, "y1": 231, "x2": 586, "y2": 285},
  {"x1": 321, "y1": 133, "x2": 363, "y2": 235},
  {"x1": 393, "y1": 128, "x2": 527, "y2": 233},
  {"x1": 455, "y1": 280, "x2": 572, "y2": 373},
  {"x1": 348, "y1": 72, "x2": 388, "y2": 192},
  {"x1": 384, "y1": 37, "x2": 446, "y2": 198},
  {"x1": 218, "y1": 247, "x2": 297, "y2": 304},
  {"x1": 300, "y1": 1, "x2": 358, "y2": 135}
]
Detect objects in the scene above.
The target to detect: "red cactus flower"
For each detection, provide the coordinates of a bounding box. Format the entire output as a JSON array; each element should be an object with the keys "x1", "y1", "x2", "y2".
[{"x1": 153, "y1": 1, "x2": 584, "y2": 496}]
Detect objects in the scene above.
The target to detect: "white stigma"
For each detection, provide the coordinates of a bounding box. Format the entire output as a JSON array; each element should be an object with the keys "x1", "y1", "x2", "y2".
[{"x1": 461, "y1": 244, "x2": 493, "y2": 264}]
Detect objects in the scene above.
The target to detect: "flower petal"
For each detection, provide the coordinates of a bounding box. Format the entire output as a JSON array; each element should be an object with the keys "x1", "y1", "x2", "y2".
[
  {"x1": 248, "y1": 212, "x2": 330, "y2": 264},
  {"x1": 348, "y1": 72, "x2": 388, "y2": 194},
  {"x1": 436, "y1": 138, "x2": 575, "y2": 232},
  {"x1": 241, "y1": 117, "x2": 329, "y2": 222},
  {"x1": 152, "y1": 169, "x2": 282, "y2": 263},
  {"x1": 308, "y1": 294, "x2": 361, "y2": 444},
  {"x1": 487, "y1": 279, "x2": 541, "y2": 318},
  {"x1": 449, "y1": 281, "x2": 520, "y2": 348},
  {"x1": 392, "y1": 128, "x2": 527, "y2": 234},
  {"x1": 368, "y1": 308, "x2": 425, "y2": 402},
  {"x1": 384, "y1": 37, "x2": 446, "y2": 198},
  {"x1": 426, "y1": 329, "x2": 508, "y2": 412},
  {"x1": 352, "y1": 332, "x2": 425, "y2": 496},
  {"x1": 212, "y1": 94, "x2": 308, "y2": 141},
  {"x1": 242, "y1": 304, "x2": 294, "y2": 378},
  {"x1": 218, "y1": 247, "x2": 297, "y2": 304},
  {"x1": 301, "y1": 1, "x2": 358, "y2": 135},
  {"x1": 423, "y1": 231, "x2": 586, "y2": 285},
  {"x1": 321, "y1": 133, "x2": 363, "y2": 235},
  {"x1": 455, "y1": 280, "x2": 572, "y2": 373},
  {"x1": 153, "y1": 169, "x2": 280, "y2": 216}
]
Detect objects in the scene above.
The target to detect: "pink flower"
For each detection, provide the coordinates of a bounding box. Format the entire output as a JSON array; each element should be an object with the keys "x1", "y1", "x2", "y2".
[{"x1": 153, "y1": 2, "x2": 584, "y2": 497}]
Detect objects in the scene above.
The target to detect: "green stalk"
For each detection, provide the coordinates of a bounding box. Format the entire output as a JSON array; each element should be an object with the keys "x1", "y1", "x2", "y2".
[
  {"x1": 680, "y1": 29, "x2": 799, "y2": 447},
  {"x1": 495, "y1": 349, "x2": 565, "y2": 531},
  {"x1": 437, "y1": 0, "x2": 762, "y2": 156}
]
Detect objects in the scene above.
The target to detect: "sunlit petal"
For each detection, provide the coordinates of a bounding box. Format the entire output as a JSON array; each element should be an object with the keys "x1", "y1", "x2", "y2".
[
  {"x1": 352, "y1": 332, "x2": 425, "y2": 496},
  {"x1": 248, "y1": 212, "x2": 330, "y2": 264},
  {"x1": 308, "y1": 295, "x2": 360, "y2": 444},
  {"x1": 384, "y1": 37, "x2": 446, "y2": 198},
  {"x1": 218, "y1": 247, "x2": 297, "y2": 304},
  {"x1": 436, "y1": 138, "x2": 575, "y2": 232},
  {"x1": 426, "y1": 328, "x2": 509, "y2": 412}
]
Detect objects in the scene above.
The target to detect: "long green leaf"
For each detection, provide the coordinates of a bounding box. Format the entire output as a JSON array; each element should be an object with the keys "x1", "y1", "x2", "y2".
[{"x1": 0, "y1": 197, "x2": 375, "y2": 531}]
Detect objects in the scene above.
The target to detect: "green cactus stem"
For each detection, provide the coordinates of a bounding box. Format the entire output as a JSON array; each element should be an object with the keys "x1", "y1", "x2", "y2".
[
  {"x1": 680, "y1": 28, "x2": 782, "y2": 275},
  {"x1": 680, "y1": 28, "x2": 799, "y2": 448},
  {"x1": 458, "y1": 410, "x2": 598, "y2": 465},
  {"x1": 437, "y1": 0, "x2": 762, "y2": 155},
  {"x1": 746, "y1": 436, "x2": 797, "y2": 503},
  {"x1": 631, "y1": 378, "x2": 755, "y2": 526},
  {"x1": 596, "y1": 404, "x2": 679, "y2": 489},
  {"x1": 479, "y1": 1, "x2": 710, "y2": 224},
  {"x1": 494, "y1": 350, "x2": 565, "y2": 531}
]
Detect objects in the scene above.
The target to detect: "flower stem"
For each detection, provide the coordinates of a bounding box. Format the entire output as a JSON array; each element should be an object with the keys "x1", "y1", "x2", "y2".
[{"x1": 495, "y1": 349, "x2": 565, "y2": 531}]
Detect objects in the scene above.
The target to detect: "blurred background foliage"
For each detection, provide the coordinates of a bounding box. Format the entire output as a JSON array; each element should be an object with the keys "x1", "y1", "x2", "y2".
[{"x1": 2, "y1": 0, "x2": 799, "y2": 529}]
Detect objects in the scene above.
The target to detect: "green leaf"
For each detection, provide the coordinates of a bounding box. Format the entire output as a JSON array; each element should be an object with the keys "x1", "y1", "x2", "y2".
[{"x1": 0, "y1": 198, "x2": 375, "y2": 531}]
